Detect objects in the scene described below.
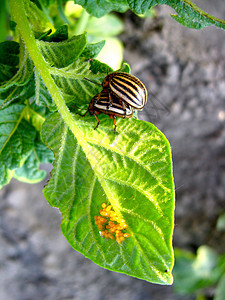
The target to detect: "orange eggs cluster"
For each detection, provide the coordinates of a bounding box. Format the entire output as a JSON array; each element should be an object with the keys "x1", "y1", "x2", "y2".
[{"x1": 94, "y1": 203, "x2": 130, "y2": 244}]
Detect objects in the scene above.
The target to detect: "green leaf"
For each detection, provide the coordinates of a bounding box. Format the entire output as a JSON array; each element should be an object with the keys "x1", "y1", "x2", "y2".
[
  {"x1": 41, "y1": 24, "x2": 69, "y2": 42},
  {"x1": 0, "y1": 41, "x2": 20, "y2": 68},
  {"x1": 35, "y1": 57, "x2": 106, "y2": 109},
  {"x1": 14, "y1": 136, "x2": 54, "y2": 183},
  {"x1": 89, "y1": 58, "x2": 113, "y2": 74},
  {"x1": 81, "y1": 40, "x2": 106, "y2": 59},
  {"x1": 0, "y1": 41, "x2": 19, "y2": 84},
  {"x1": 36, "y1": 33, "x2": 87, "y2": 68},
  {"x1": 173, "y1": 246, "x2": 221, "y2": 294},
  {"x1": 49, "y1": 58, "x2": 105, "y2": 106},
  {"x1": 74, "y1": 0, "x2": 129, "y2": 18},
  {"x1": 41, "y1": 112, "x2": 175, "y2": 284},
  {"x1": 23, "y1": 0, "x2": 54, "y2": 38},
  {"x1": 127, "y1": 0, "x2": 225, "y2": 30},
  {"x1": 0, "y1": 101, "x2": 36, "y2": 188},
  {"x1": 34, "y1": 69, "x2": 56, "y2": 110},
  {"x1": 24, "y1": 101, "x2": 49, "y2": 132},
  {"x1": 77, "y1": 0, "x2": 225, "y2": 30},
  {"x1": 34, "y1": 35, "x2": 111, "y2": 110},
  {"x1": 0, "y1": 43, "x2": 34, "y2": 107},
  {"x1": 215, "y1": 273, "x2": 225, "y2": 300}
]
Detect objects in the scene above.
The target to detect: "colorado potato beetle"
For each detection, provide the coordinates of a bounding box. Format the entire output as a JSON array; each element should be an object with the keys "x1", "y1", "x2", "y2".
[
  {"x1": 88, "y1": 91, "x2": 133, "y2": 132},
  {"x1": 102, "y1": 72, "x2": 147, "y2": 109}
]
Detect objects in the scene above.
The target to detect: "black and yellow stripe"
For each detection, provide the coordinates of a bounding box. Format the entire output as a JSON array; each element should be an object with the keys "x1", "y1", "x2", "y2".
[
  {"x1": 107, "y1": 72, "x2": 147, "y2": 109},
  {"x1": 91, "y1": 92, "x2": 133, "y2": 118}
]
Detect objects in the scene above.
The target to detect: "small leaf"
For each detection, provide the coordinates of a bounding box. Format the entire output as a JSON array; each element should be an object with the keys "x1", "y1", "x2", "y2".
[
  {"x1": 0, "y1": 101, "x2": 36, "y2": 188},
  {"x1": 89, "y1": 58, "x2": 113, "y2": 74},
  {"x1": 41, "y1": 112, "x2": 175, "y2": 284},
  {"x1": 14, "y1": 136, "x2": 54, "y2": 183},
  {"x1": 0, "y1": 43, "x2": 34, "y2": 106},
  {"x1": 41, "y1": 25, "x2": 69, "y2": 42},
  {"x1": 81, "y1": 40, "x2": 106, "y2": 59}
]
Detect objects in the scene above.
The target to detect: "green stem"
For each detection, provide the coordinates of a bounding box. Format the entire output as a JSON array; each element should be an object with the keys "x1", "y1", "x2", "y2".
[
  {"x1": 37, "y1": 0, "x2": 54, "y2": 25},
  {"x1": 9, "y1": 0, "x2": 71, "y2": 128},
  {"x1": 74, "y1": 9, "x2": 90, "y2": 35},
  {"x1": 57, "y1": 0, "x2": 70, "y2": 25},
  {"x1": 9, "y1": 0, "x2": 117, "y2": 212},
  {"x1": 0, "y1": 0, "x2": 7, "y2": 43}
]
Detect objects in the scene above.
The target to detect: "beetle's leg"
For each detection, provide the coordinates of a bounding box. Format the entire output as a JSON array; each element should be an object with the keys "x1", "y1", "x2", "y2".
[
  {"x1": 93, "y1": 112, "x2": 100, "y2": 129},
  {"x1": 121, "y1": 100, "x2": 126, "y2": 111},
  {"x1": 113, "y1": 116, "x2": 117, "y2": 133},
  {"x1": 93, "y1": 92, "x2": 101, "y2": 105},
  {"x1": 107, "y1": 93, "x2": 113, "y2": 109},
  {"x1": 109, "y1": 115, "x2": 116, "y2": 132}
]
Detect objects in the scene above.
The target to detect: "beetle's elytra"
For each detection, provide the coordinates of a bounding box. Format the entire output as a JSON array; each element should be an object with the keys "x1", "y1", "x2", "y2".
[
  {"x1": 102, "y1": 72, "x2": 147, "y2": 109},
  {"x1": 88, "y1": 91, "x2": 133, "y2": 132}
]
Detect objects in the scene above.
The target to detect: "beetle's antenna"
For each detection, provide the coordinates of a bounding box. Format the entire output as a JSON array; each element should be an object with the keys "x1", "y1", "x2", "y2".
[{"x1": 83, "y1": 77, "x2": 102, "y2": 86}]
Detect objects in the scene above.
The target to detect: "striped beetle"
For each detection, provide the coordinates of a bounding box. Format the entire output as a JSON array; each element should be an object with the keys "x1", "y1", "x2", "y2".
[
  {"x1": 102, "y1": 72, "x2": 147, "y2": 110},
  {"x1": 88, "y1": 91, "x2": 133, "y2": 132}
]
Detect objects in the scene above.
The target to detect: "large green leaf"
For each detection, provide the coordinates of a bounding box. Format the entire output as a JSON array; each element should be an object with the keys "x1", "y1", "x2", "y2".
[
  {"x1": 76, "y1": 0, "x2": 225, "y2": 30},
  {"x1": 74, "y1": 0, "x2": 129, "y2": 18},
  {"x1": 128, "y1": 0, "x2": 225, "y2": 30},
  {"x1": 8, "y1": 0, "x2": 175, "y2": 284},
  {"x1": 41, "y1": 112, "x2": 175, "y2": 284}
]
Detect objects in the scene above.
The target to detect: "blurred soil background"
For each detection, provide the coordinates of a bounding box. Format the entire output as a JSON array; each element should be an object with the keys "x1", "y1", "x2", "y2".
[{"x1": 0, "y1": 0, "x2": 224, "y2": 299}]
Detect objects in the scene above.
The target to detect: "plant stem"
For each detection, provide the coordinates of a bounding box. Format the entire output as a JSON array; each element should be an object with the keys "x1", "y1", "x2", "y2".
[
  {"x1": 74, "y1": 9, "x2": 90, "y2": 35},
  {"x1": 57, "y1": 0, "x2": 70, "y2": 25},
  {"x1": 9, "y1": 0, "x2": 75, "y2": 134}
]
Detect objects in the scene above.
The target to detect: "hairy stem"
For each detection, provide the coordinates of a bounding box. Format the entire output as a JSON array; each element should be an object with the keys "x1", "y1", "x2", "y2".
[{"x1": 74, "y1": 9, "x2": 90, "y2": 35}]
